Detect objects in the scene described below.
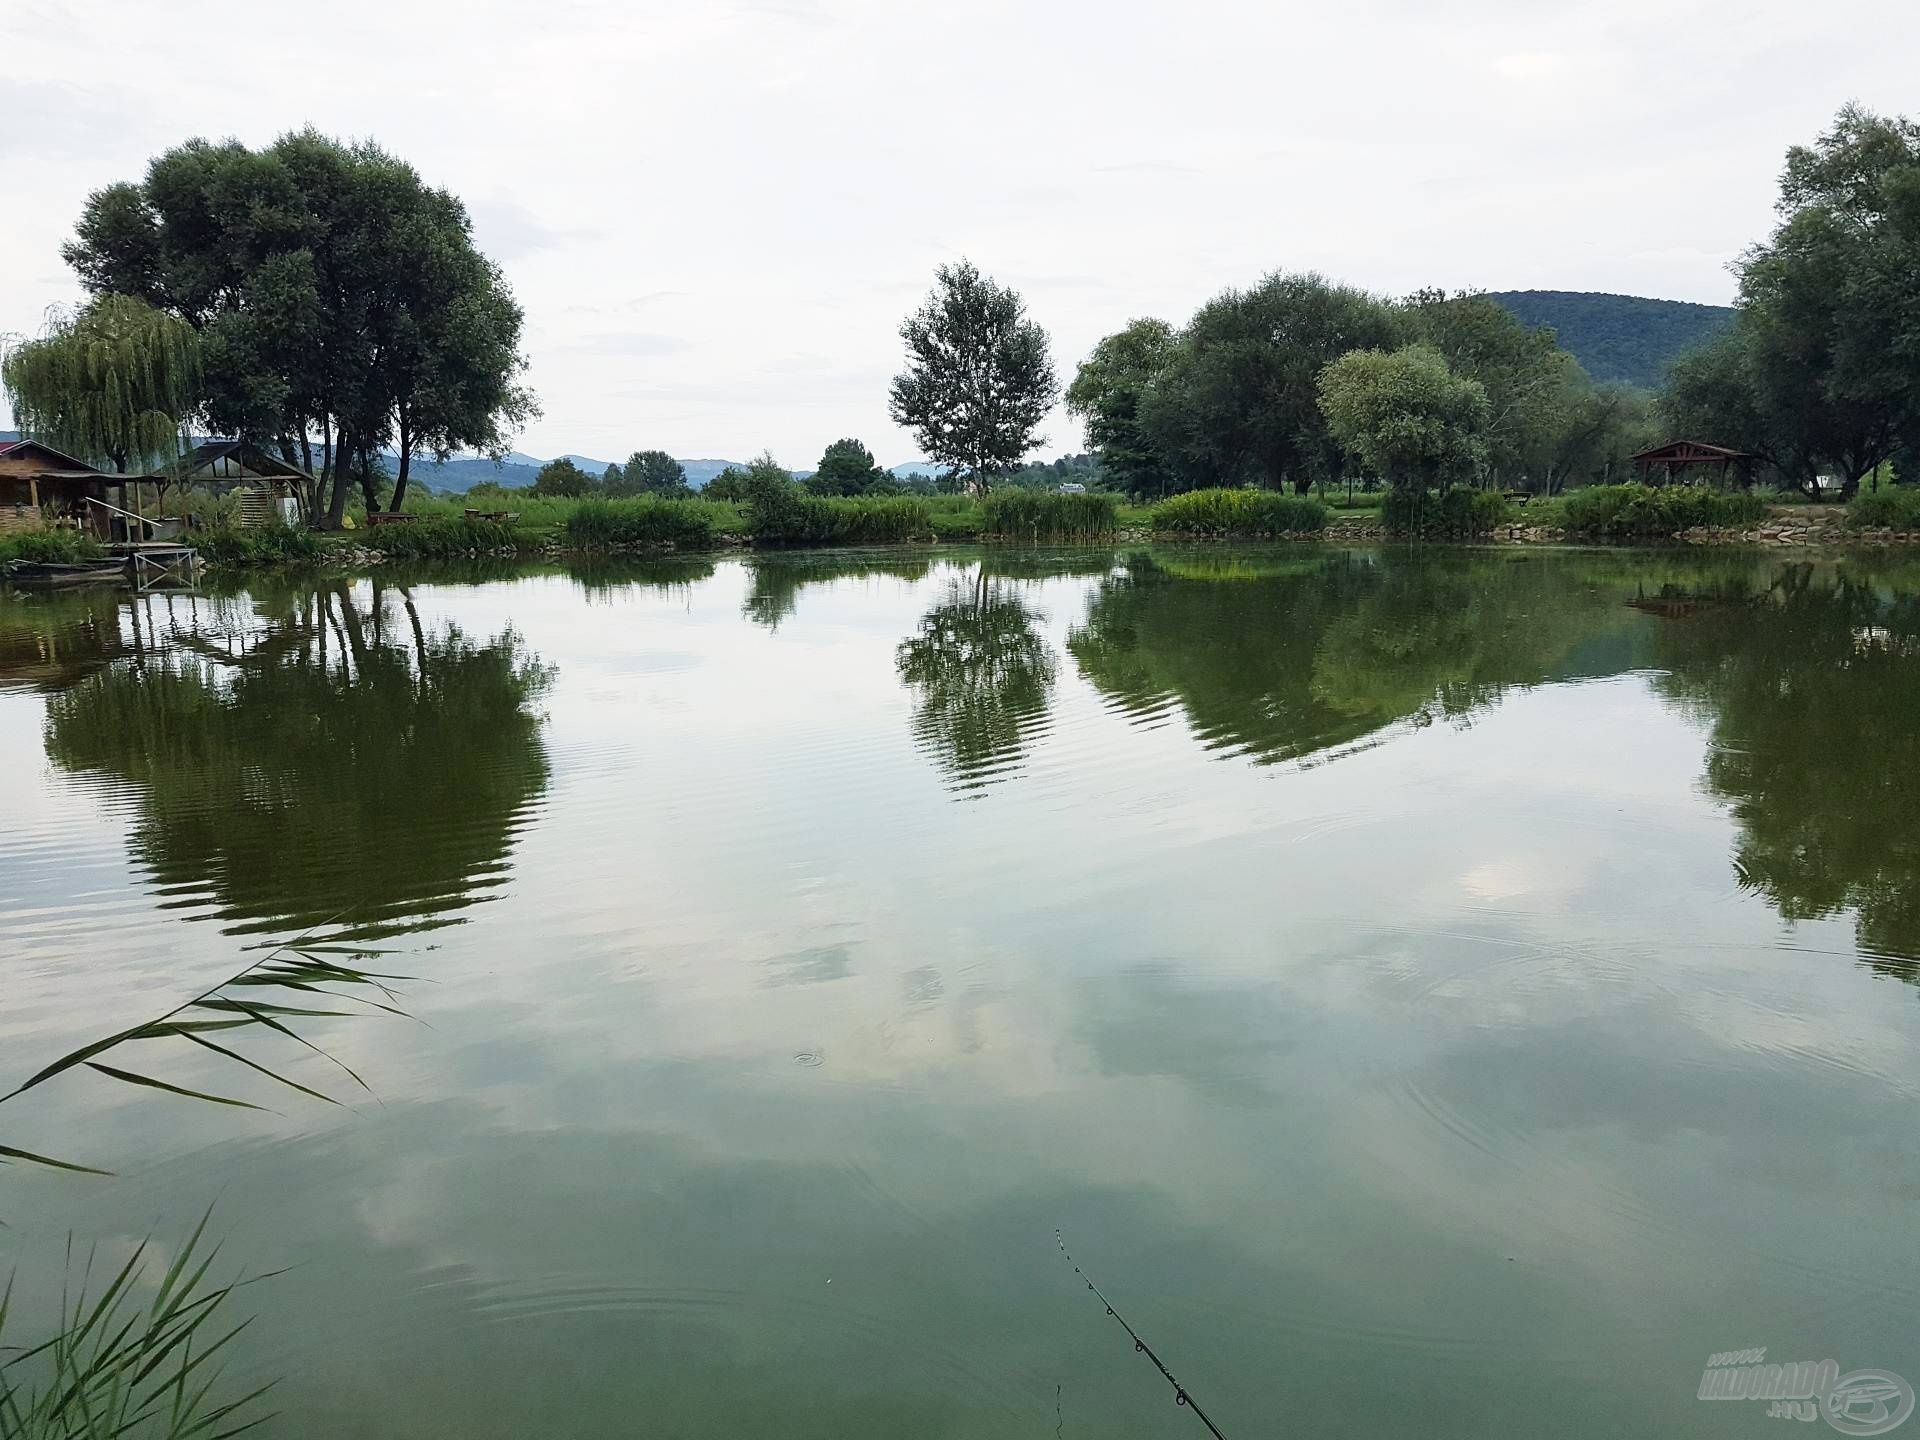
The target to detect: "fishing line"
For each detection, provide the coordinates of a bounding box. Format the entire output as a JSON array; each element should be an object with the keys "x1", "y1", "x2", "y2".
[{"x1": 1055, "y1": 1230, "x2": 1229, "y2": 1440}]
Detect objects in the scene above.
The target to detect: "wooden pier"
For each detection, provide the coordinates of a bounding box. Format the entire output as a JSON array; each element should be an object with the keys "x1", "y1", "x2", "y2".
[{"x1": 110, "y1": 542, "x2": 200, "y2": 594}]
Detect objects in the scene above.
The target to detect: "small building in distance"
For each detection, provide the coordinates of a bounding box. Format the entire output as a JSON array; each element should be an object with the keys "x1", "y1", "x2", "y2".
[
  {"x1": 0, "y1": 440, "x2": 161, "y2": 539},
  {"x1": 1630, "y1": 440, "x2": 1757, "y2": 488},
  {"x1": 176, "y1": 441, "x2": 310, "y2": 527}
]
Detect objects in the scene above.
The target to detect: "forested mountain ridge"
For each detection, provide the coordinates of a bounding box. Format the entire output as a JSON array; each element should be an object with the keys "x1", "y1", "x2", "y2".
[{"x1": 1487, "y1": 291, "x2": 1735, "y2": 389}]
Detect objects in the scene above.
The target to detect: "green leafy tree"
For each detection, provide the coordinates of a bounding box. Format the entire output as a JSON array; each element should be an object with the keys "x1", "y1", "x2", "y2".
[
  {"x1": 1317, "y1": 344, "x2": 1491, "y2": 493},
  {"x1": 1662, "y1": 105, "x2": 1920, "y2": 499},
  {"x1": 704, "y1": 466, "x2": 751, "y2": 502},
  {"x1": 1, "y1": 294, "x2": 202, "y2": 473},
  {"x1": 1399, "y1": 289, "x2": 1595, "y2": 490},
  {"x1": 611, "y1": 449, "x2": 690, "y2": 498},
  {"x1": 734, "y1": 452, "x2": 802, "y2": 527},
  {"x1": 806, "y1": 437, "x2": 895, "y2": 496},
  {"x1": 532, "y1": 457, "x2": 594, "y2": 497},
  {"x1": 1141, "y1": 273, "x2": 1401, "y2": 494},
  {"x1": 602, "y1": 462, "x2": 625, "y2": 491},
  {"x1": 1066, "y1": 318, "x2": 1178, "y2": 497},
  {"x1": 889, "y1": 260, "x2": 1058, "y2": 493},
  {"x1": 1525, "y1": 380, "x2": 1659, "y2": 494},
  {"x1": 61, "y1": 130, "x2": 534, "y2": 525}
]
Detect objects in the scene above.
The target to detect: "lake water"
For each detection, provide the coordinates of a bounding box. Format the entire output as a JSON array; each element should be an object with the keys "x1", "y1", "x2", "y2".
[{"x1": 2, "y1": 545, "x2": 1918, "y2": 1438}]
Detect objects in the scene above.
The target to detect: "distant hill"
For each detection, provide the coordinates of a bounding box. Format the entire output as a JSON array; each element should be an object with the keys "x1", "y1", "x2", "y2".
[
  {"x1": 1486, "y1": 291, "x2": 1735, "y2": 390},
  {"x1": 387, "y1": 452, "x2": 755, "y2": 491},
  {"x1": 1, "y1": 431, "x2": 931, "y2": 492}
]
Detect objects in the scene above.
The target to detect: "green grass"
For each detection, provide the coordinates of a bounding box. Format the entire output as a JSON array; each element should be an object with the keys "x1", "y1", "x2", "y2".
[
  {"x1": 1382, "y1": 487, "x2": 1512, "y2": 537},
  {"x1": 564, "y1": 497, "x2": 730, "y2": 548},
  {"x1": 191, "y1": 524, "x2": 325, "y2": 569},
  {"x1": 930, "y1": 507, "x2": 986, "y2": 539},
  {"x1": 1848, "y1": 486, "x2": 1920, "y2": 530},
  {"x1": 0, "y1": 529, "x2": 109, "y2": 566},
  {"x1": 1150, "y1": 488, "x2": 1329, "y2": 537},
  {"x1": 358, "y1": 517, "x2": 526, "y2": 560},
  {"x1": 1558, "y1": 484, "x2": 1766, "y2": 538},
  {"x1": 751, "y1": 495, "x2": 933, "y2": 545},
  {"x1": 1322, "y1": 490, "x2": 1387, "y2": 510},
  {"x1": 980, "y1": 490, "x2": 1119, "y2": 541}
]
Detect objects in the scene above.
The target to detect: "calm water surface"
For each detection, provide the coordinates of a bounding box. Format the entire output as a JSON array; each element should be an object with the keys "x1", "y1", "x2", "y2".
[{"x1": 3, "y1": 545, "x2": 1918, "y2": 1438}]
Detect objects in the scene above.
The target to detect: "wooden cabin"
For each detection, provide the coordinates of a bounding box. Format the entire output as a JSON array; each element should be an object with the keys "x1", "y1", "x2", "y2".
[
  {"x1": 177, "y1": 441, "x2": 310, "y2": 527},
  {"x1": 0, "y1": 440, "x2": 160, "y2": 539}
]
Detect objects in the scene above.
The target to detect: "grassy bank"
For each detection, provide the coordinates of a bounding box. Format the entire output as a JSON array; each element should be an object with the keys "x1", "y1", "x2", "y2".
[
  {"x1": 1849, "y1": 486, "x2": 1920, "y2": 530},
  {"x1": 1152, "y1": 488, "x2": 1329, "y2": 537},
  {"x1": 0, "y1": 529, "x2": 109, "y2": 565},
  {"x1": 981, "y1": 490, "x2": 1120, "y2": 540},
  {"x1": 19, "y1": 479, "x2": 1914, "y2": 584},
  {"x1": 1551, "y1": 484, "x2": 1767, "y2": 538}
]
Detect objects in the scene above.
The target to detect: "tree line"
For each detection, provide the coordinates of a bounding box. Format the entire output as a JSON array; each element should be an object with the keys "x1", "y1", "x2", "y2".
[
  {"x1": 890, "y1": 104, "x2": 1920, "y2": 504},
  {"x1": 4, "y1": 130, "x2": 534, "y2": 526},
  {"x1": 6, "y1": 104, "x2": 1913, "y2": 520}
]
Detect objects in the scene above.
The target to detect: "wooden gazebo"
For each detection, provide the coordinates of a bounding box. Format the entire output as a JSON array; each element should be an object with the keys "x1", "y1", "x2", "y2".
[
  {"x1": 1630, "y1": 440, "x2": 1756, "y2": 488},
  {"x1": 175, "y1": 441, "x2": 311, "y2": 528}
]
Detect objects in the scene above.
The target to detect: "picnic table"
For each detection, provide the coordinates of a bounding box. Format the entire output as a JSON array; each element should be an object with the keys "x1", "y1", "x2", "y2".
[{"x1": 464, "y1": 508, "x2": 520, "y2": 523}]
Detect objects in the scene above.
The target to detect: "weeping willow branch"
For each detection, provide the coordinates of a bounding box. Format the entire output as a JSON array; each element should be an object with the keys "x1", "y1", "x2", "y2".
[{"x1": 0, "y1": 298, "x2": 202, "y2": 474}]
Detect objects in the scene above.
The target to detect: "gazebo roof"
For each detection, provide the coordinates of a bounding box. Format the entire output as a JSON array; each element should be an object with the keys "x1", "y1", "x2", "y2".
[
  {"x1": 1630, "y1": 440, "x2": 1755, "y2": 465},
  {"x1": 178, "y1": 440, "x2": 313, "y2": 481}
]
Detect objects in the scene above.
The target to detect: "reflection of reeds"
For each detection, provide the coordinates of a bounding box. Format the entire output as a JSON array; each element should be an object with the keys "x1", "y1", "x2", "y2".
[
  {"x1": 1, "y1": 933, "x2": 408, "y2": 1177},
  {"x1": 1, "y1": 931, "x2": 410, "y2": 1435},
  {"x1": 1, "y1": 1209, "x2": 276, "y2": 1440}
]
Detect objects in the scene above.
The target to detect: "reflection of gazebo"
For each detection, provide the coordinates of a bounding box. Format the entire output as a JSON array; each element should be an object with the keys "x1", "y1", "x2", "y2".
[{"x1": 1630, "y1": 440, "x2": 1756, "y2": 488}]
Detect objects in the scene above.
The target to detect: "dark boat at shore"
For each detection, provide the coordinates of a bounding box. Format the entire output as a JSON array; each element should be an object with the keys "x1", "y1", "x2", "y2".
[{"x1": 0, "y1": 558, "x2": 130, "y2": 590}]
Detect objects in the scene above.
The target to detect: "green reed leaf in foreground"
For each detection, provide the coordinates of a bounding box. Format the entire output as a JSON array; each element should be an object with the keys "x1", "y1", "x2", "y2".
[
  {"x1": 0, "y1": 1210, "x2": 278, "y2": 1440},
  {"x1": 0, "y1": 929, "x2": 411, "y2": 1176}
]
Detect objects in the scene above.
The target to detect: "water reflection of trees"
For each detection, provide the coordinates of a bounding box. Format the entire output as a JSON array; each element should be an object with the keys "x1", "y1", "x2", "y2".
[
  {"x1": 42, "y1": 580, "x2": 554, "y2": 939},
  {"x1": 1070, "y1": 550, "x2": 1661, "y2": 765},
  {"x1": 0, "y1": 588, "x2": 131, "y2": 694},
  {"x1": 1652, "y1": 559, "x2": 1920, "y2": 972},
  {"x1": 896, "y1": 566, "x2": 1058, "y2": 795},
  {"x1": 565, "y1": 555, "x2": 719, "y2": 604},
  {"x1": 741, "y1": 554, "x2": 938, "y2": 631}
]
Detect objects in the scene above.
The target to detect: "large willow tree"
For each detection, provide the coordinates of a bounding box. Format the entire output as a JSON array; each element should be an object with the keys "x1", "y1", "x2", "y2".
[{"x1": 1, "y1": 294, "x2": 201, "y2": 472}]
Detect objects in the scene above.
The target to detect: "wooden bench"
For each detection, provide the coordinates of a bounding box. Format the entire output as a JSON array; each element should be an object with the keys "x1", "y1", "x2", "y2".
[
  {"x1": 366, "y1": 511, "x2": 418, "y2": 527},
  {"x1": 464, "y1": 509, "x2": 519, "y2": 523}
]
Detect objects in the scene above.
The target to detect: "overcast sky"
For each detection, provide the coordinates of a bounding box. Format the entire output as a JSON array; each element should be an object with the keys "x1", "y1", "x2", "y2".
[{"x1": 3, "y1": 0, "x2": 1916, "y2": 468}]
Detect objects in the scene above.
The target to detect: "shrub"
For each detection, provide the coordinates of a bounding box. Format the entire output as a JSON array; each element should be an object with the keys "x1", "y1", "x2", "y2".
[
  {"x1": 359, "y1": 517, "x2": 523, "y2": 559},
  {"x1": 980, "y1": 490, "x2": 1119, "y2": 540},
  {"x1": 0, "y1": 528, "x2": 108, "y2": 565},
  {"x1": 565, "y1": 497, "x2": 726, "y2": 548},
  {"x1": 1559, "y1": 484, "x2": 1766, "y2": 538},
  {"x1": 1150, "y1": 488, "x2": 1328, "y2": 537},
  {"x1": 753, "y1": 494, "x2": 933, "y2": 545},
  {"x1": 1847, "y1": 486, "x2": 1920, "y2": 531},
  {"x1": 931, "y1": 506, "x2": 987, "y2": 539},
  {"x1": 1382, "y1": 486, "x2": 1511, "y2": 537},
  {"x1": 193, "y1": 523, "x2": 324, "y2": 568}
]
